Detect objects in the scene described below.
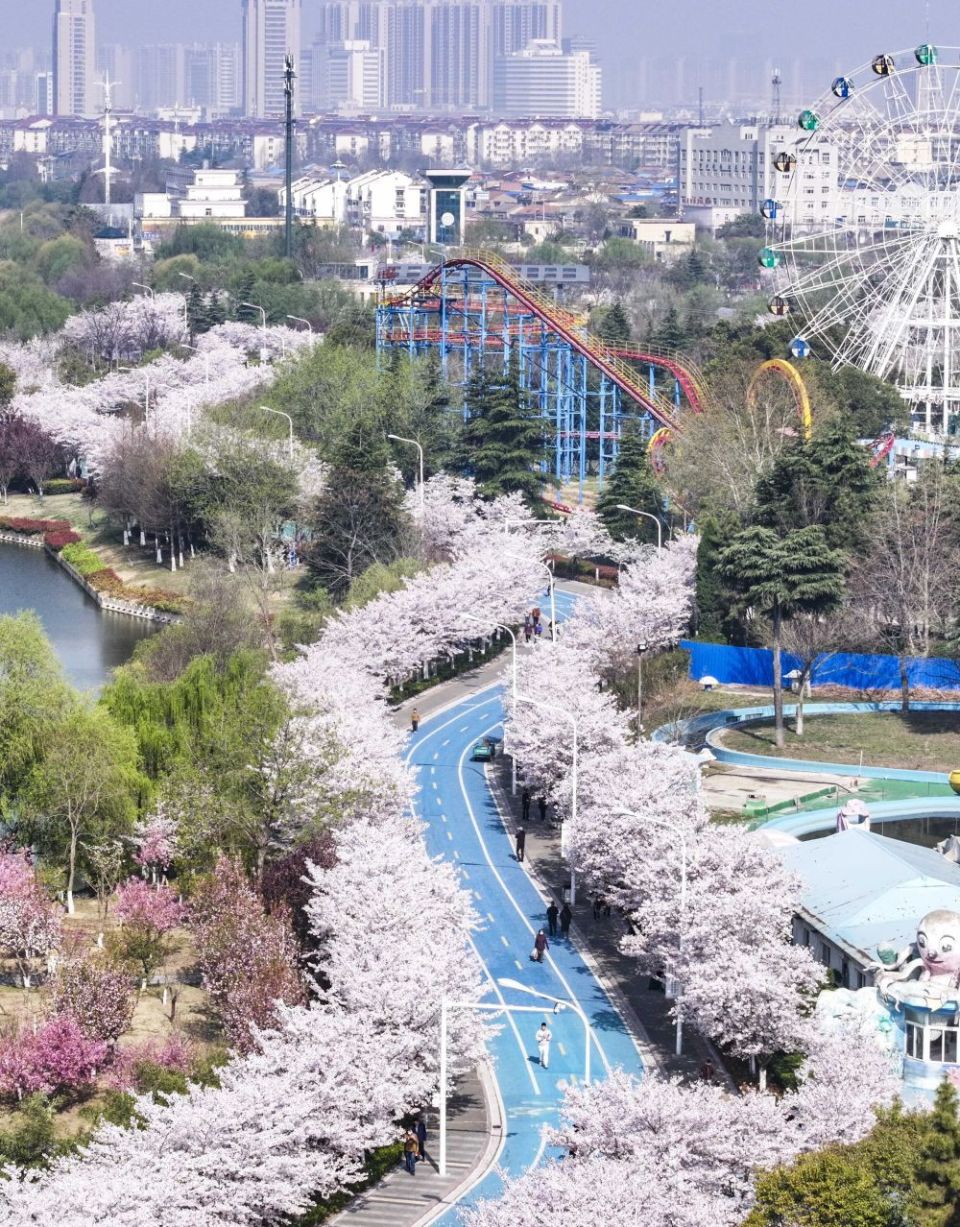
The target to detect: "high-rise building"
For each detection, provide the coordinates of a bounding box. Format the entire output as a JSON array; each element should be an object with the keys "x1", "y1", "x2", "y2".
[
  {"x1": 429, "y1": 2, "x2": 491, "y2": 110},
  {"x1": 243, "y1": 0, "x2": 302, "y2": 118},
  {"x1": 36, "y1": 71, "x2": 55, "y2": 115},
  {"x1": 184, "y1": 43, "x2": 241, "y2": 113},
  {"x1": 137, "y1": 45, "x2": 186, "y2": 112},
  {"x1": 98, "y1": 45, "x2": 135, "y2": 110},
  {"x1": 494, "y1": 1, "x2": 561, "y2": 58},
  {"x1": 53, "y1": 0, "x2": 96, "y2": 117},
  {"x1": 316, "y1": 41, "x2": 385, "y2": 112},
  {"x1": 493, "y1": 39, "x2": 601, "y2": 118}
]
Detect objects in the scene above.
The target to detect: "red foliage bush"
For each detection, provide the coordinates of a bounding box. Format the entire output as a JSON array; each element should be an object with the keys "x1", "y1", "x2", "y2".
[
  {"x1": 0, "y1": 517, "x2": 72, "y2": 536},
  {"x1": 44, "y1": 530, "x2": 81, "y2": 550}
]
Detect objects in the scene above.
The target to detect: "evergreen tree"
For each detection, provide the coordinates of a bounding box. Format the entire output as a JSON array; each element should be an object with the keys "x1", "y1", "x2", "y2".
[
  {"x1": 233, "y1": 270, "x2": 257, "y2": 323},
  {"x1": 651, "y1": 305, "x2": 687, "y2": 351},
  {"x1": 694, "y1": 508, "x2": 743, "y2": 643},
  {"x1": 598, "y1": 301, "x2": 632, "y2": 347},
  {"x1": 185, "y1": 284, "x2": 208, "y2": 340},
  {"x1": 207, "y1": 290, "x2": 228, "y2": 327},
  {"x1": 912, "y1": 1078, "x2": 960, "y2": 1227},
  {"x1": 596, "y1": 426, "x2": 663, "y2": 543},
  {"x1": 718, "y1": 523, "x2": 845, "y2": 748},
  {"x1": 754, "y1": 419, "x2": 880, "y2": 553},
  {"x1": 457, "y1": 356, "x2": 546, "y2": 504}
]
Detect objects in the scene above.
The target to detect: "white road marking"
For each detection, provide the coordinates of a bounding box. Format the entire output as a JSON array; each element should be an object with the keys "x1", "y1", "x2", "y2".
[
  {"x1": 454, "y1": 850, "x2": 461, "y2": 859},
  {"x1": 500, "y1": 935, "x2": 510, "y2": 948},
  {"x1": 487, "y1": 913, "x2": 496, "y2": 923},
  {"x1": 459, "y1": 725, "x2": 470, "y2": 732},
  {"x1": 446, "y1": 830, "x2": 453, "y2": 840},
  {"x1": 441, "y1": 738, "x2": 450, "y2": 746},
  {"x1": 558, "y1": 1043, "x2": 567, "y2": 1056},
  {"x1": 514, "y1": 959, "x2": 523, "y2": 971},
  {"x1": 432, "y1": 753, "x2": 439, "y2": 761},
  {"x1": 441, "y1": 814, "x2": 448, "y2": 822},
  {"x1": 431, "y1": 780, "x2": 438, "y2": 789}
]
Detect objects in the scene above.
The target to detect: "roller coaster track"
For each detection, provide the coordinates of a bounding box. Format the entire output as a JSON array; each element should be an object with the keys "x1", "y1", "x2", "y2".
[{"x1": 392, "y1": 250, "x2": 704, "y2": 432}]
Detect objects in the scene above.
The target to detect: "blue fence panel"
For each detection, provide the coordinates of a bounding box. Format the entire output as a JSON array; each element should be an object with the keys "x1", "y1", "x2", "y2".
[{"x1": 681, "y1": 640, "x2": 960, "y2": 692}]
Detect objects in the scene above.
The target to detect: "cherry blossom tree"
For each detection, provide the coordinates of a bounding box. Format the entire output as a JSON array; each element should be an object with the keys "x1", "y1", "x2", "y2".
[
  {"x1": 0, "y1": 849, "x2": 61, "y2": 989},
  {"x1": 132, "y1": 807, "x2": 178, "y2": 885},
  {"x1": 111, "y1": 878, "x2": 185, "y2": 988},
  {"x1": 190, "y1": 855, "x2": 304, "y2": 1052}
]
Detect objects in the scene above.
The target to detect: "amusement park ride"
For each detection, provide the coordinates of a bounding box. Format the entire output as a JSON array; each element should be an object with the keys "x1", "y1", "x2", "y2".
[{"x1": 376, "y1": 41, "x2": 955, "y2": 499}]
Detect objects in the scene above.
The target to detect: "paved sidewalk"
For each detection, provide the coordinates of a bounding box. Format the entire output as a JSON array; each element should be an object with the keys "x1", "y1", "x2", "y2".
[{"x1": 331, "y1": 1066, "x2": 500, "y2": 1227}]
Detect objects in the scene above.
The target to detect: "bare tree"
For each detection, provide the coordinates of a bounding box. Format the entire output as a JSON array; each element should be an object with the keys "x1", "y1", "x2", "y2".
[
  {"x1": 779, "y1": 609, "x2": 849, "y2": 735},
  {"x1": 850, "y1": 467, "x2": 960, "y2": 711}
]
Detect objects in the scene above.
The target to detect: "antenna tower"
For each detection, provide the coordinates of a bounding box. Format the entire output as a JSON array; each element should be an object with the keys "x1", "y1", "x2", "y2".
[
  {"x1": 284, "y1": 54, "x2": 296, "y2": 261},
  {"x1": 771, "y1": 66, "x2": 782, "y2": 125},
  {"x1": 98, "y1": 74, "x2": 117, "y2": 207}
]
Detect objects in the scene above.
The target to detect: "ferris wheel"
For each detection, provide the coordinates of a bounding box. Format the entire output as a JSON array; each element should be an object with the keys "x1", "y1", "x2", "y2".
[{"x1": 760, "y1": 43, "x2": 960, "y2": 435}]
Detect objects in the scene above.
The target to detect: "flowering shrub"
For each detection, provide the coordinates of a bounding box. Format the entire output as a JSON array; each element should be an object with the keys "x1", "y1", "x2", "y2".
[
  {"x1": 0, "y1": 849, "x2": 61, "y2": 989},
  {"x1": 52, "y1": 954, "x2": 134, "y2": 1043},
  {"x1": 133, "y1": 811, "x2": 178, "y2": 883},
  {"x1": 0, "y1": 1016, "x2": 108, "y2": 1101},
  {"x1": 114, "y1": 879, "x2": 185, "y2": 933},
  {"x1": 103, "y1": 1033, "x2": 194, "y2": 1092}
]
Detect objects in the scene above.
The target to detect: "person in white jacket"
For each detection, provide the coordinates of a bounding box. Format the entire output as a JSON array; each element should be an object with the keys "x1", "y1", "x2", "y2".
[{"x1": 536, "y1": 1021, "x2": 552, "y2": 1069}]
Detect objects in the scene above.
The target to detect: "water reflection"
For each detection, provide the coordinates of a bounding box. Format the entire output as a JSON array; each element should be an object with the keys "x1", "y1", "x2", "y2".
[{"x1": 0, "y1": 544, "x2": 157, "y2": 691}]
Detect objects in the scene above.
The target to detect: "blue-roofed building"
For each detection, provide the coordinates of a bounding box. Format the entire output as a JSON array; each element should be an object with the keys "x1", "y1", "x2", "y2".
[{"x1": 777, "y1": 829, "x2": 960, "y2": 1099}]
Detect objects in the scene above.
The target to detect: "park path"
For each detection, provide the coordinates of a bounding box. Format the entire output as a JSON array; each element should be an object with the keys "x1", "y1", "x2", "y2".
[{"x1": 334, "y1": 582, "x2": 719, "y2": 1227}]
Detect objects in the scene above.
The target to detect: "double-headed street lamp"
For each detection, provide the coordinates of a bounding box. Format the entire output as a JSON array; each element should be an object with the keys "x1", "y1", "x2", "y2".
[
  {"x1": 616, "y1": 503, "x2": 662, "y2": 553},
  {"x1": 498, "y1": 977, "x2": 591, "y2": 1085},
  {"x1": 515, "y1": 693, "x2": 577, "y2": 904},
  {"x1": 386, "y1": 433, "x2": 424, "y2": 515},
  {"x1": 462, "y1": 612, "x2": 518, "y2": 793},
  {"x1": 286, "y1": 314, "x2": 313, "y2": 335},
  {"x1": 614, "y1": 808, "x2": 688, "y2": 1056},
  {"x1": 259, "y1": 406, "x2": 294, "y2": 460}
]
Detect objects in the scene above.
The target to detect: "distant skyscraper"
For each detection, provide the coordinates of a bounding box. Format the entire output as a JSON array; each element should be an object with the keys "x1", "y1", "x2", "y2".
[
  {"x1": 53, "y1": 0, "x2": 96, "y2": 117},
  {"x1": 243, "y1": 0, "x2": 302, "y2": 118},
  {"x1": 493, "y1": 39, "x2": 601, "y2": 118},
  {"x1": 137, "y1": 45, "x2": 186, "y2": 111},
  {"x1": 184, "y1": 43, "x2": 241, "y2": 113},
  {"x1": 98, "y1": 45, "x2": 135, "y2": 110}
]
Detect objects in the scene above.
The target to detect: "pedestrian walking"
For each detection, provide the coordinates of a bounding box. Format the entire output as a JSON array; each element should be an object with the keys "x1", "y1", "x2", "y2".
[
  {"x1": 416, "y1": 1114, "x2": 428, "y2": 1159},
  {"x1": 515, "y1": 827, "x2": 526, "y2": 862},
  {"x1": 403, "y1": 1128, "x2": 419, "y2": 1175},
  {"x1": 532, "y1": 606, "x2": 541, "y2": 624},
  {"x1": 411, "y1": 708, "x2": 420, "y2": 733},
  {"x1": 701, "y1": 1059, "x2": 715, "y2": 1083},
  {"x1": 533, "y1": 621, "x2": 542, "y2": 641},
  {"x1": 593, "y1": 894, "x2": 605, "y2": 920},
  {"x1": 536, "y1": 1020, "x2": 552, "y2": 1068},
  {"x1": 546, "y1": 901, "x2": 559, "y2": 937},
  {"x1": 524, "y1": 622, "x2": 532, "y2": 644},
  {"x1": 532, "y1": 928, "x2": 549, "y2": 962},
  {"x1": 538, "y1": 796, "x2": 547, "y2": 823},
  {"x1": 521, "y1": 789, "x2": 531, "y2": 821},
  {"x1": 560, "y1": 902, "x2": 572, "y2": 937}
]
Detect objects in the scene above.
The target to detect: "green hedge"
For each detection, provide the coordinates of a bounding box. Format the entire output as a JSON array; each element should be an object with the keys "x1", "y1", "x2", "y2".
[
  {"x1": 293, "y1": 1142, "x2": 404, "y2": 1225},
  {"x1": 59, "y1": 541, "x2": 107, "y2": 577}
]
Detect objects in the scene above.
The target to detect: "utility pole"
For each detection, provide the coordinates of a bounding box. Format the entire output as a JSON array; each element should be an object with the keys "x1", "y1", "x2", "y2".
[
  {"x1": 98, "y1": 74, "x2": 117, "y2": 207},
  {"x1": 284, "y1": 53, "x2": 296, "y2": 261}
]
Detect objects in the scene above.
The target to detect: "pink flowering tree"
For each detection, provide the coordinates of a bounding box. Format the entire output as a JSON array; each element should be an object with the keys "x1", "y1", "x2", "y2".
[
  {"x1": 111, "y1": 877, "x2": 185, "y2": 988},
  {"x1": 0, "y1": 1015, "x2": 108, "y2": 1102},
  {"x1": 52, "y1": 952, "x2": 134, "y2": 1044},
  {"x1": 190, "y1": 855, "x2": 304, "y2": 1052},
  {"x1": 132, "y1": 807, "x2": 178, "y2": 885},
  {"x1": 0, "y1": 849, "x2": 61, "y2": 989}
]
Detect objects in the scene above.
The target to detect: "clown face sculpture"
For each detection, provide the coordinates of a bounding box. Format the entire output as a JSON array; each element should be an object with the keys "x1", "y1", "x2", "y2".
[{"x1": 917, "y1": 910, "x2": 960, "y2": 981}]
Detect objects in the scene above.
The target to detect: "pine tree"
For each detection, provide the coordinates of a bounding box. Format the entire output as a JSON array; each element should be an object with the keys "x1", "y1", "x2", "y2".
[
  {"x1": 694, "y1": 509, "x2": 743, "y2": 643},
  {"x1": 599, "y1": 301, "x2": 632, "y2": 347},
  {"x1": 912, "y1": 1078, "x2": 960, "y2": 1227},
  {"x1": 186, "y1": 284, "x2": 208, "y2": 341},
  {"x1": 207, "y1": 291, "x2": 228, "y2": 327},
  {"x1": 596, "y1": 426, "x2": 663, "y2": 543},
  {"x1": 233, "y1": 271, "x2": 257, "y2": 323},
  {"x1": 458, "y1": 356, "x2": 546, "y2": 504},
  {"x1": 652, "y1": 305, "x2": 687, "y2": 351}
]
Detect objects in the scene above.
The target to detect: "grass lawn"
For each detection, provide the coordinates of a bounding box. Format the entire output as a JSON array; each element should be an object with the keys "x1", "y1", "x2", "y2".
[{"x1": 719, "y1": 711, "x2": 960, "y2": 773}]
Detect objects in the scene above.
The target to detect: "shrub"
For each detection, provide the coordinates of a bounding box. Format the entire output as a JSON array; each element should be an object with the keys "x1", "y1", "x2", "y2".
[
  {"x1": 52, "y1": 955, "x2": 134, "y2": 1043},
  {"x1": 43, "y1": 530, "x2": 81, "y2": 550},
  {"x1": 0, "y1": 1095, "x2": 58, "y2": 1170},
  {"x1": 105, "y1": 1034, "x2": 194, "y2": 1096},
  {"x1": 59, "y1": 541, "x2": 105, "y2": 576},
  {"x1": 42, "y1": 479, "x2": 84, "y2": 495},
  {"x1": 0, "y1": 516, "x2": 71, "y2": 536},
  {"x1": 0, "y1": 1016, "x2": 108, "y2": 1101}
]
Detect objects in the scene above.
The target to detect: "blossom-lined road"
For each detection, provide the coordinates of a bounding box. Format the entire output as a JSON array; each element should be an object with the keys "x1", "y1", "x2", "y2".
[{"x1": 406, "y1": 591, "x2": 644, "y2": 1220}]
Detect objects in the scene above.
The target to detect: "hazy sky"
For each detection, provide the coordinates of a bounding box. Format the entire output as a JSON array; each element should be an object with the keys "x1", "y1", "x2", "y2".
[{"x1": 2, "y1": 0, "x2": 959, "y2": 101}]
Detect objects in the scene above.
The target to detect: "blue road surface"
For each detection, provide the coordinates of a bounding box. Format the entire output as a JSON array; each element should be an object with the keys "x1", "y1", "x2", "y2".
[{"x1": 405, "y1": 589, "x2": 643, "y2": 1220}]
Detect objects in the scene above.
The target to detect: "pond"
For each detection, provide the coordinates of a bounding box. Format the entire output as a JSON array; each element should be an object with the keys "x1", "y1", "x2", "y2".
[{"x1": 0, "y1": 544, "x2": 158, "y2": 691}]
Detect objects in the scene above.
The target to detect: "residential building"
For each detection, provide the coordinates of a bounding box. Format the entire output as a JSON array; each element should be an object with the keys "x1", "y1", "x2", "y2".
[
  {"x1": 681, "y1": 120, "x2": 837, "y2": 231},
  {"x1": 429, "y1": 2, "x2": 491, "y2": 110},
  {"x1": 53, "y1": 0, "x2": 96, "y2": 118},
  {"x1": 317, "y1": 41, "x2": 385, "y2": 111},
  {"x1": 493, "y1": 40, "x2": 601, "y2": 119},
  {"x1": 493, "y1": 1, "x2": 561, "y2": 59},
  {"x1": 97, "y1": 45, "x2": 135, "y2": 111},
  {"x1": 184, "y1": 43, "x2": 241, "y2": 115},
  {"x1": 243, "y1": 0, "x2": 302, "y2": 119},
  {"x1": 35, "y1": 72, "x2": 55, "y2": 116},
  {"x1": 615, "y1": 217, "x2": 695, "y2": 262},
  {"x1": 136, "y1": 45, "x2": 185, "y2": 112},
  {"x1": 282, "y1": 166, "x2": 424, "y2": 232},
  {"x1": 137, "y1": 166, "x2": 247, "y2": 220}
]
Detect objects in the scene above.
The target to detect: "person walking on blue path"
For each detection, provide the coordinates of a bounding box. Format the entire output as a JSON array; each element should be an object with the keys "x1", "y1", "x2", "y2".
[
  {"x1": 536, "y1": 1020, "x2": 552, "y2": 1069},
  {"x1": 515, "y1": 826, "x2": 526, "y2": 862},
  {"x1": 533, "y1": 928, "x2": 549, "y2": 962},
  {"x1": 546, "y1": 900, "x2": 559, "y2": 937},
  {"x1": 416, "y1": 1114, "x2": 428, "y2": 1160},
  {"x1": 403, "y1": 1128, "x2": 419, "y2": 1175},
  {"x1": 560, "y1": 902, "x2": 572, "y2": 938},
  {"x1": 521, "y1": 789, "x2": 531, "y2": 821}
]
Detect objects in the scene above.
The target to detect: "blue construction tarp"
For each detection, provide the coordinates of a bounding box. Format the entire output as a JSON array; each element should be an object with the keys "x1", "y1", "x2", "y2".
[{"x1": 681, "y1": 640, "x2": 960, "y2": 692}]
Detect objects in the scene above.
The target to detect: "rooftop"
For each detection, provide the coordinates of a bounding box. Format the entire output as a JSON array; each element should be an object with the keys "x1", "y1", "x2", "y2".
[{"x1": 778, "y1": 829, "x2": 960, "y2": 961}]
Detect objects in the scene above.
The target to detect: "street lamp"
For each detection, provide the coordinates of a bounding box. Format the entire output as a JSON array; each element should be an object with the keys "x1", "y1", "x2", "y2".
[
  {"x1": 286, "y1": 314, "x2": 313, "y2": 335},
  {"x1": 636, "y1": 639, "x2": 648, "y2": 739},
  {"x1": 131, "y1": 281, "x2": 154, "y2": 299},
  {"x1": 178, "y1": 272, "x2": 195, "y2": 332},
  {"x1": 462, "y1": 612, "x2": 519, "y2": 794},
  {"x1": 242, "y1": 302, "x2": 268, "y2": 360},
  {"x1": 505, "y1": 551, "x2": 555, "y2": 641},
  {"x1": 614, "y1": 809, "x2": 688, "y2": 1056},
  {"x1": 386, "y1": 433, "x2": 424, "y2": 515},
  {"x1": 498, "y1": 977, "x2": 592, "y2": 1085},
  {"x1": 515, "y1": 693, "x2": 577, "y2": 903},
  {"x1": 616, "y1": 504, "x2": 662, "y2": 553},
  {"x1": 259, "y1": 405, "x2": 294, "y2": 460}
]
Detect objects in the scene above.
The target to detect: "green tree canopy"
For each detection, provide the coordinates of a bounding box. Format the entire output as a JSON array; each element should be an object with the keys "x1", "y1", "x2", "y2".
[
  {"x1": 596, "y1": 426, "x2": 663, "y2": 544},
  {"x1": 457, "y1": 357, "x2": 547, "y2": 505}
]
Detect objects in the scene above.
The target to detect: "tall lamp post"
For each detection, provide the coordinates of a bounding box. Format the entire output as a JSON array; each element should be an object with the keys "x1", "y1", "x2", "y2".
[
  {"x1": 178, "y1": 271, "x2": 195, "y2": 333},
  {"x1": 614, "y1": 808, "x2": 688, "y2": 1056},
  {"x1": 462, "y1": 613, "x2": 518, "y2": 793},
  {"x1": 286, "y1": 314, "x2": 313, "y2": 335},
  {"x1": 259, "y1": 405, "x2": 294, "y2": 460},
  {"x1": 505, "y1": 552, "x2": 555, "y2": 641},
  {"x1": 242, "y1": 302, "x2": 268, "y2": 360},
  {"x1": 515, "y1": 693, "x2": 577, "y2": 903},
  {"x1": 386, "y1": 433, "x2": 424, "y2": 515},
  {"x1": 131, "y1": 281, "x2": 154, "y2": 300},
  {"x1": 636, "y1": 639, "x2": 648, "y2": 739},
  {"x1": 616, "y1": 503, "x2": 663, "y2": 553},
  {"x1": 498, "y1": 977, "x2": 592, "y2": 1085}
]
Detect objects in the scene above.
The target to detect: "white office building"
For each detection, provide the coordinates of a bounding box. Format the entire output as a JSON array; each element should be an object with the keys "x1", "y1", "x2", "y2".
[
  {"x1": 53, "y1": 0, "x2": 96, "y2": 118},
  {"x1": 243, "y1": 0, "x2": 302, "y2": 118},
  {"x1": 138, "y1": 167, "x2": 247, "y2": 220},
  {"x1": 493, "y1": 40, "x2": 601, "y2": 119},
  {"x1": 681, "y1": 121, "x2": 838, "y2": 231},
  {"x1": 318, "y1": 40, "x2": 385, "y2": 111}
]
